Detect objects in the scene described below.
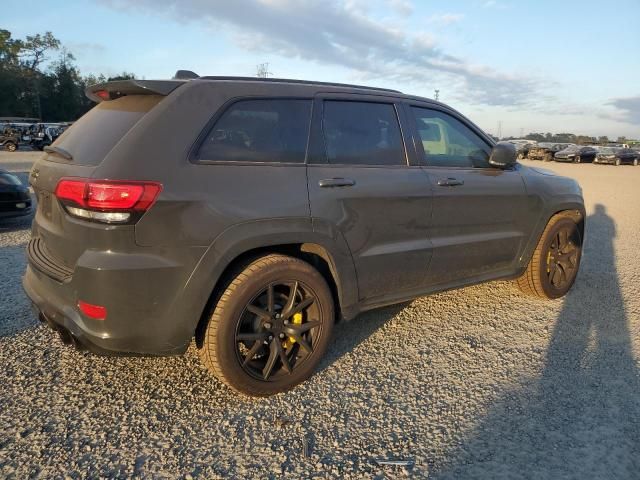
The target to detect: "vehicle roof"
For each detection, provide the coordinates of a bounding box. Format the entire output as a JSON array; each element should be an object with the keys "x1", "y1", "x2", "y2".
[{"x1": 86, "y1": 76, "x2": 452, "y2": 109}]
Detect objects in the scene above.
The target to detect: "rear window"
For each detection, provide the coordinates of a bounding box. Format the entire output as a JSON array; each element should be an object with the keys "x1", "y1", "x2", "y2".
[
  {"x1": 51, "y1": 95, "x2": 162, "y2": 166},
  {"x1": 322, "y1": 101, "x2": 405, "y2": 166}
]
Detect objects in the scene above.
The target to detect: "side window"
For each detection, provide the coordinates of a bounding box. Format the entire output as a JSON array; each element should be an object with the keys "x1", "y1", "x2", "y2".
[
  {"x1": 196, "y1": 99, "x2": 311, "y2": 163},
  {"x1": 411, "y1": 107, "x2": 491, "y2": 168},
  {"x1": 322, "y1": 101, "x2": 405, "y2": 166}
]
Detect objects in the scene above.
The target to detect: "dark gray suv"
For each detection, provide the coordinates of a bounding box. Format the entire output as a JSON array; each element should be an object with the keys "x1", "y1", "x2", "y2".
[{"x1": 23, "y1": 74, "x2": 585, "y2": 396}]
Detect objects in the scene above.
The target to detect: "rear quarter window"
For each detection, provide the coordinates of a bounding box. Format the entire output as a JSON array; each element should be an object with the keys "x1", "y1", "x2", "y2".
[
  {"x1": 195, "y1": 99, "x2": 312, "y2": 163},
  {"x1": 52, "y1": 95, "x2": 162, "y2": 166}
]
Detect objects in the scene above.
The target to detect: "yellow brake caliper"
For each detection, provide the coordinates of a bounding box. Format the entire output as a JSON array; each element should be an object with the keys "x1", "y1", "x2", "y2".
[{"x1": 284, "y1": 312, "x2": 303, "y2": 348}]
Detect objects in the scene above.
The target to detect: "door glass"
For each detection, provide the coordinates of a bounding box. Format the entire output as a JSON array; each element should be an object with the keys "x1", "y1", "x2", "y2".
[
  {"x1": 411, "y1": 107, "x2": 491, "y2": 168},
  {"x1": 322, "y1": 101, "x2": 405, "y2": 165}
]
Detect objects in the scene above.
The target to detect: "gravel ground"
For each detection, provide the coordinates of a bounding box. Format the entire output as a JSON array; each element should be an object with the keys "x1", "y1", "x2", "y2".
[{"x1": 1, "y1": 152, "x2": 639, "y2": 479}]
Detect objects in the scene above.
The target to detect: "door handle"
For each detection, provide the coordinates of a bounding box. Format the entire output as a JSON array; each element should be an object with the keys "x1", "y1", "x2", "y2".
[
  {"x1": 437, "y1": 177, "x2": 464, "y2": 187},
  {"x1": 318, "y1": 178, "x2": 356, "y2": 188}
]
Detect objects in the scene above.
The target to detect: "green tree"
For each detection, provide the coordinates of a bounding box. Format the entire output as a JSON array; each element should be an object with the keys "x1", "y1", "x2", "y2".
[{"x1": 107, "y1": 72, "x2": 135, "y2": 81}]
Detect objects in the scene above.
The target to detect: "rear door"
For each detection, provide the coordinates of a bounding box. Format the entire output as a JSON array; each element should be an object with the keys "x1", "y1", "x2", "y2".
[
  {"x1": 307, "y1": 94, "x2": 433, "y2": 302},
  {"x1": 405, "y1": 103, "x2": 529, "y2": 285}
]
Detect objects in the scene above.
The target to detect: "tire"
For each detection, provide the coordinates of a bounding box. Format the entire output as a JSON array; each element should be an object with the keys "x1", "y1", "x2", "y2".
[
  {"x1": 5, "y1": 142, "x2": 16, "y2": 152},
  {"x1": 633, "y1": 158, "x2": 638, "y2": 166},
  {"x1": 517, "y1": 153, "x2": 524, "y2": 160},
  {"x1": 199, "y1": 254, "x2": 334, "y2": 396},
  {"x1": 615, "y1": 158, "x2": 621, "y2": 166},
  {"x1": 574, "y1": 156, "x2": 581, "y2": 163},
  {"x1": 516, "y1": 214, "x2": 582, "y2": 299},
  {"x1": 544, "y1": 153, "x2": 552, "y2": 162}
]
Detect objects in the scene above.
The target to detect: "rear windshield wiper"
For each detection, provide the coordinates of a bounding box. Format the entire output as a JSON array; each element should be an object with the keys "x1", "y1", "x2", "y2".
[{"x1": 44, "y1": 145, "x2": 73, "y2": 161}]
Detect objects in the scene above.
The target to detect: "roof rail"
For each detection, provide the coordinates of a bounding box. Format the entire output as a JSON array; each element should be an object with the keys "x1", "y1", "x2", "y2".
[{"x1": 198, "y1": 76, "x2": 401, "y2": 93}]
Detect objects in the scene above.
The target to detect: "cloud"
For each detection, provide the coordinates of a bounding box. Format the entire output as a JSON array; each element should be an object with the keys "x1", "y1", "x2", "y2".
[
  {"x1": 66, "y1": 42, "x2": 107, "y2": 54},
  {"x1": 386, "y1": 0, "x2": 413, "y2": 16},
  {"x1": 98, "y1": 0, "x2": 540, "y2": 106},
  {"x1": 606, "y1": 97, "x2": 640, "y2": 125},
  {"x1": 428, "y1": 13, "x2": 464, "y2": 25},
  {"x1": 482, "y1": 1, "x2": 509, "y2": 9}
]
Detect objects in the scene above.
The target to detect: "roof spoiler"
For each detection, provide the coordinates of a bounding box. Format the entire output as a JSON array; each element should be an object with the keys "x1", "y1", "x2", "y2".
[{"x1": 85, "y1": 79, "x2": 187, "y2": 103}]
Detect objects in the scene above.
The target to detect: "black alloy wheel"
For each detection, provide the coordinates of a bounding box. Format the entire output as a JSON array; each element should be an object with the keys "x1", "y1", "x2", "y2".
[
  {"x1": 545, "y1": 225, "x2": 580, "y2": 292},
  {"x1": 235, "y1": 281, "x2": 321, "y2": 381},
  {"x1": 199, "y1": 254, "x2": 334, "y2": 396}
]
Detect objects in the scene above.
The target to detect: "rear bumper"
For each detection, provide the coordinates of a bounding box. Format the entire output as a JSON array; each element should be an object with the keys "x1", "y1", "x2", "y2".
[{"x1": 22, "y1": 250, "x2": 196, "y2": 355}]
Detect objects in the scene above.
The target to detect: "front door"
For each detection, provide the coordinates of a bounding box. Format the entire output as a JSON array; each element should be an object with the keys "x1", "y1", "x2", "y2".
[{"x1": 407, "y1": 104, "x2": 529, "y2": 286}]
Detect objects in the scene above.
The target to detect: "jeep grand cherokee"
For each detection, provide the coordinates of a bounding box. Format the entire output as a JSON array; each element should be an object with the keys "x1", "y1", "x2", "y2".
[{"x1": 23, "y1": 73, "x2": 585, "y2": 396}]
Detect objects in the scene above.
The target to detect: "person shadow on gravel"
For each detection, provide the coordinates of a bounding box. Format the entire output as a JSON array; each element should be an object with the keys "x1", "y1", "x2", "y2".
[{"x1": 433, "y1": 204, "x2": 640, "y2": 479}]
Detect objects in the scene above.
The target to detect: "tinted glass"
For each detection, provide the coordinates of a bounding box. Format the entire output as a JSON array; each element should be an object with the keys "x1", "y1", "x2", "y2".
[
  {"x1": 53, "y1": 95, "x2": 162, "y2": 166},
  {"x1": 197, "y1": 99, "x2": 312, "y2": 163},
  {"x1": 0, "y1": 173, "x2": 22, "y2": 186},
  {"x1": 411, "y1": 107, "x2": 491, "y2": 168},
  {"x1": 322, "y1": 101, "x2": 404, "y2": 165}
]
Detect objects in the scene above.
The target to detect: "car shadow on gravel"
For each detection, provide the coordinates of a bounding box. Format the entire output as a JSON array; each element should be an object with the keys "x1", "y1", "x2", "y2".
[
  {"x1": 318, "y1": 303, "x2": 408, "y2": 374},
  {"x1": 433, "y1": 205, "x2": 640, "y2": 479}
]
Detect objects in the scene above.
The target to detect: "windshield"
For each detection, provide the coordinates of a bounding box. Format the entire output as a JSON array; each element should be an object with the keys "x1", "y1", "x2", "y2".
[
  {"x1": 561, "y1": 145, "x2": 580, "y2": 153},
  {"x1": 599, "y1": 147, "x2": 619, "y2": 154},
  {"x1": 0, "y1": 173, "x2": 23, "y2": 186}
]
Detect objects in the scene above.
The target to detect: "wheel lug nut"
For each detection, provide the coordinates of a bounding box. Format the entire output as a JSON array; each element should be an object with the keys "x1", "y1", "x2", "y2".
[
  {"x1": 264, "y1": 323, "x2": 271, "y2": 329},
  {"x1": 284, "y1": 320, "x2": 289, "y2": 325},
  {"x1": 275, "y1": 313, "x2": 281, "y2": 319},
  {"x1": 268, "y1": 335, "x2": 273, "y2": 341},
  {"x1": 279, "y1": 333, "x2": 285, "y2": 339}
]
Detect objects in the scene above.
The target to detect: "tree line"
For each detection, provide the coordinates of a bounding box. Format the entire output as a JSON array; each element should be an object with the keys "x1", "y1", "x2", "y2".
[{"x1": 0, "y1": 30, "x2": 134, "y2": 122}]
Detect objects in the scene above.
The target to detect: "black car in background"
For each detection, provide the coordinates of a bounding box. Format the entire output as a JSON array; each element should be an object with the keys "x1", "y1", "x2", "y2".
[
  {"x1": 528, "y1": 143, "x2": 573, "y2": 161},
  {"x1": 0, "y1": 169, "x2": 32, "y2": 218},
  {"x1": 594, "y1": 147, "x2": 639, "y2": 166},
  {"x1": 554, "y1": 145, "x2": 598, "y2": 163}
]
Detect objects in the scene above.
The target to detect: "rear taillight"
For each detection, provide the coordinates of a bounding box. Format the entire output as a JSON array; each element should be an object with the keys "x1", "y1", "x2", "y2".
[{"x1": 55, "y1": 178, "x2": 162, "y2": 224}]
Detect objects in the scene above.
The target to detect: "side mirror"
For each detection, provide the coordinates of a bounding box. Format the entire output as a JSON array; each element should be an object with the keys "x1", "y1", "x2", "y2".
[{"x1": 489, "y1": 141, "x2": 517, "y2": 168}]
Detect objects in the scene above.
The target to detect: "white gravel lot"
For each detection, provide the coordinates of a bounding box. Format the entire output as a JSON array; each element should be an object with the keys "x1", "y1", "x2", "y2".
[{"x1": 1, "y1": 152, "x2": 639, "y2": 479}]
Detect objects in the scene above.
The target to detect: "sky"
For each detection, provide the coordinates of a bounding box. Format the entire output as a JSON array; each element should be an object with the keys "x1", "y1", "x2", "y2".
[{"x1": 5, "y1": 0, "x2": 640, "y2": 138}]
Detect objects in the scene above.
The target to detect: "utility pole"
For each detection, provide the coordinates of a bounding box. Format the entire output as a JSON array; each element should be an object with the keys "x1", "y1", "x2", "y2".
[
  {"x1": 256, "y1": 63, "x2": 272, "y2": 78},
  {"x1": 497, "y1": 121, "x2": 502, "y2": 140},
  {"x1": 434, "y1": 89, "x2": 440, "y2": 101}
]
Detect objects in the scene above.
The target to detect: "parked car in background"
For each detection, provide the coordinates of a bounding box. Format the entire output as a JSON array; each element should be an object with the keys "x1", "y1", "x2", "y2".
[
  {"x1": 31, "y1": 123, "x2": 67, "y2": 151},
  {"x1": 528, "y1": 143, "x2": 574, "y2": 161},
  {"x1": 554, "y1": 145, "x2": 598, "y2": 163},
  {"x1": 508, "y1": 139, "x2": 537, "y2": 160},
  {"x1": 23, "y1": 74, "x2": 586, "y2": 396},
  {"x1": 594, "y1": 147, "x2": 639, "y2": 166},
  {"x1": 0, "y1": 169, "x2": 32, "y2": 218},
  {"x1": 0, "y1": 127, "x2": 20, "y2": 152}
]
